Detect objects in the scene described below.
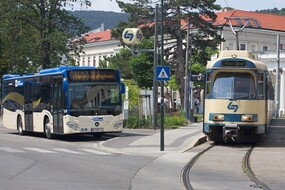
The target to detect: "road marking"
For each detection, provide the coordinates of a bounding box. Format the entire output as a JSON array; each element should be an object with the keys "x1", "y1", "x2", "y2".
[
  {"x1": 52, "y1": 148, "x2": 85, "y2": 155},
  {"x1": 24, "y1": 147, "x2": 57, "y2": 153},
  {"x1": 80, "y1": 148, "x2": 112, "y2": 155},
  {"x1": 0, "y1": 147, "x2": 24, "y2": 153}
]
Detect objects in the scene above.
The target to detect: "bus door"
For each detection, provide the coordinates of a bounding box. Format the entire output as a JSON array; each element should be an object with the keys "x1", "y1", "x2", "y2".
[
  {"x1": 52, "y1": 76, "x2": 64, "y2": 134},
  {"x1": 24, "y1": 80, "x2": 33, "y2": 131}
]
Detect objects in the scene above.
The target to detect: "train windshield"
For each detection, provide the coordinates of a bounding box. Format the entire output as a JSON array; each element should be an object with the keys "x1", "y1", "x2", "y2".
[
  {"x1": 68, "y1": 82, "x2": 121, "y2": 116},
  {"x1": 212, "y1": 72, "x2": 256, "y2": 99}
]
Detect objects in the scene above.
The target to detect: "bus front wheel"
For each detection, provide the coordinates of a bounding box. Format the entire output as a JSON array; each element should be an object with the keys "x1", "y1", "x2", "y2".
[
  {"x1": 44, "y1": 118, "x2": 53, "y2": 139},
  {"x1": 17, "y1": 116, "x2": 24, "y2": 135}
]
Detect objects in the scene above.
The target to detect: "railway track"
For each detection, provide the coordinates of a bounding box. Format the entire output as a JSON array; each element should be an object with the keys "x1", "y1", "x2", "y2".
[
  {"x1": 243, "y1": 145, "x2": 271, "y2": 190},
  {"x1": 181, "y1": 144, "x2": 271, "y2": 190}
]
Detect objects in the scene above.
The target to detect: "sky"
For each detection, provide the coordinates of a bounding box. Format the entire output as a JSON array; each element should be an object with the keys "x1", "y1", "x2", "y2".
[{"x1": 78, "y1": 0, "x2": 285, "y2": 13}]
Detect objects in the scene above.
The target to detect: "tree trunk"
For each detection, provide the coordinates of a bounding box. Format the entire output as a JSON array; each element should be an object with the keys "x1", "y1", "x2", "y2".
[{"x1": 175, "y1": 32, "x2": 185, "y2": 110}]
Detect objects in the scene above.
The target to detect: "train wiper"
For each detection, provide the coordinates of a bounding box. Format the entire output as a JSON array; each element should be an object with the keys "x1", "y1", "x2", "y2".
[{"x1": 229, "y1": 95, "x2": 249, "y2": 101}]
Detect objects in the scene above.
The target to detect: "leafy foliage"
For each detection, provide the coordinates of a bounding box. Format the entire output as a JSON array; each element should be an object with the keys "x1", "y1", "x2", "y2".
[
  {"x1": 114, "y1": 0, "x2": 223, "y2": 108},
  {"x1": 0, "y1": 0, "x2": 90, "y2": 75},
  {"x1": 101, "y1": 39, "x2": 155, "y2": 89},
  {"x1": 256, "y1": 8, "x2": 285, "y2": 15}
]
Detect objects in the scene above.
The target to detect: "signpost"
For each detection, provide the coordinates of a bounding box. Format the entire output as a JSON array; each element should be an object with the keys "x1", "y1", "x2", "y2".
[
  {"x1": 122, "y1": 23, "x2": 170, "y2": 151},
  {"x1": 156, "y1": 66, "x2": 170, "y2": 81}
]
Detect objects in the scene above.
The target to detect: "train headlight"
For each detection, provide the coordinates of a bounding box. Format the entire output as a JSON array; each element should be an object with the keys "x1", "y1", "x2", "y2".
[
  {"x1": 213, "y1": 114, "x2": 224, "y2": 121},
  {"x1": 241, "y1": 115, "x2": 253, "y2": 122}
]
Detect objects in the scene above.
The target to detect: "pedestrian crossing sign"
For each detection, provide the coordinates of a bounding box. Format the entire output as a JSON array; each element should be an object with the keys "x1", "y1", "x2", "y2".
[{"x1": 156, "y1": 66, "x2": 170, "y2": 81}]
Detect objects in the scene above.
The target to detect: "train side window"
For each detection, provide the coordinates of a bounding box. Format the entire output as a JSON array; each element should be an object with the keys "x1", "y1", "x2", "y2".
[
  {"x1": 258, "y1": 73, "x2": 264, "y2": 98},
  {"x1": 206, "y1": 72, "x2": 211, "y2": 96}
]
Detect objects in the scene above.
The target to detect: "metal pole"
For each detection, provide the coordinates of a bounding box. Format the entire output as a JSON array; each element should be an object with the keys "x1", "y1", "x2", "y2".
[
  {"x1": 275, "y1": 33, "x2": 281, "y2": 118},
  {"x1": 185, "y1": 20, "x2": 189, "y2": 121},
  {"x1": 153, "y1": 4, "x2": 159, "y2": 130},
  {"x1": 236, "y1": 33, "x2": 239, "y2": 50},
  {"x1": 160, "y1": 0, "x2": 164, "y2": 151},
  {"x1": 188, "y1": 28, "x2": 194, "y2": 122}
]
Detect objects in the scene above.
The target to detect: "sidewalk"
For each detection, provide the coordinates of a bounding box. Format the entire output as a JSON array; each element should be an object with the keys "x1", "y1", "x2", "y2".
[
  {"x1": 98, "y1": 122, "x2": 207, "y2": 190},
  {"x1": 98, "y1": 122, "x2": 206, "y2": 154}
]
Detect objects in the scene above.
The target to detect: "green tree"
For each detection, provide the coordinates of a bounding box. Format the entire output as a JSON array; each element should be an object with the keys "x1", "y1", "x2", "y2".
[
  {"x1": 0, "y1": 0, "x2": 90, "y2": 74},
  {"x1": 102, "y1": 39, "x2": 155, "y2": 89},
  {"x1": 115, "y1": 0, "x2": 223, "y2": 108}
]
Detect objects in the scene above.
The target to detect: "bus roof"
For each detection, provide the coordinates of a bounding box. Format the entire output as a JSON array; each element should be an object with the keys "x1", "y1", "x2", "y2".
[
  {"x1": 39, "y1": 66, "x2": 96, "y2": 75},
  {"x1": 207, "y1": 51, "x2": 268, "y2": 71},
  {"x1": 2, "y1": 66, "x2": 97, "y2": 80}
]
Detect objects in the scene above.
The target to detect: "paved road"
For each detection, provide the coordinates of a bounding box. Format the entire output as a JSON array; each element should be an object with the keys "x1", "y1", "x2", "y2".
[{"x1": 0, "y1": 118, "x2": 205, "y2": 190}]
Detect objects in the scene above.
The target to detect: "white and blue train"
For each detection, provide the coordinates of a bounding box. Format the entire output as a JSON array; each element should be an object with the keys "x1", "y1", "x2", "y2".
[{"x1": 203, "y1": 51, "x2": 275, "y2": 142}]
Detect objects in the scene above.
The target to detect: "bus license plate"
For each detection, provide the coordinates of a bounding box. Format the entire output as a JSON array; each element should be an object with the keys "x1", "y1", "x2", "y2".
[{"x1": 91, "y1": 128, "x2": 103, "y2": 132}]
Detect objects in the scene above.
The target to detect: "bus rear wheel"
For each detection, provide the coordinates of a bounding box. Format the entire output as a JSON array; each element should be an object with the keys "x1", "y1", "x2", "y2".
[
  {"x1": 17, "y1": 116, "x2": 24, "y2": 135},
  {"x1": 44, "y1": 118, "x2": 53, "y2": 139}
]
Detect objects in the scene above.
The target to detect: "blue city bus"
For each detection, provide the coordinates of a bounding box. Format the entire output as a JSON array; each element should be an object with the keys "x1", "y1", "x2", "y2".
[{"x1": 1, "y1": 66, "x2": 125, "y2": 139}]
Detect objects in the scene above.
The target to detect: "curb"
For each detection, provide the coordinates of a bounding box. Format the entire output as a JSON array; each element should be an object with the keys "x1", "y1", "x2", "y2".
[{"x1": 182, "y1": 134, "x2": 207, "y2": 153}]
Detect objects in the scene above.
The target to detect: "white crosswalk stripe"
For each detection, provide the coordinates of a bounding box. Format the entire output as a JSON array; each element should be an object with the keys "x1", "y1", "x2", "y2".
[
  {"x1": 0, "y1": 147, "x2": 25, "y2": 153},
  {"x1": 0, "y1": 146, "x2": 114, "y2": 156},
  {"x1": 80, "y1": 148, "x2": 112, "y2": 155},
  {"x1": 24, "y1": 147, "x2": 57, "y2": 153},
  {"x1": 52, "y1": 148, "x2": 85, "y2": 154}
]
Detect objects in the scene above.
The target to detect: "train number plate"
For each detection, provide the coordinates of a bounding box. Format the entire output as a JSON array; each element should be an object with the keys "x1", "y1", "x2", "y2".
[{"x1": 91, "y1": 128, "x2": 103, "y2": 132}]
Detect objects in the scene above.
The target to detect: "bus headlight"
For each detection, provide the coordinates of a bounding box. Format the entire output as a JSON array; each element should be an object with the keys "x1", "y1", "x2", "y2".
[
  {"x1": 213, "y1": 114, "x2": 224, "y2": 121},
  {"x1": 66, "y1": 121, "x2": 79, "y2": 130},
  {"x1": 241, "y1": 115, "x2": 253, "y2": 122},
  {"x1": 114, "y1": 121, "x2": 123, "y2": 129}
]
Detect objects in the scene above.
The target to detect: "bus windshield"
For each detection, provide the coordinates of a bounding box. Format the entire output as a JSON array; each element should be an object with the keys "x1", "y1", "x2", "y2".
[
  {"x1": 68, "y1": 82, "x2": 121, "y2": 116},
  {"x1": 212, "y1": 72, "x2": 256, "y2": 99}
]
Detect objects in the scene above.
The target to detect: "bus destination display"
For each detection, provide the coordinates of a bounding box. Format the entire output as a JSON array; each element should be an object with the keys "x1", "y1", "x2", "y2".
[{"x1": 68, "y1": 69, "x2": 117, "y2": 82}]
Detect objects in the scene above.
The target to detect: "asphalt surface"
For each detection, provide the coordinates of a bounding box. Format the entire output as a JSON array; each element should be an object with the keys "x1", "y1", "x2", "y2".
[{"x1": 97, "y1": 122, "x2": 207, "y2": 190}]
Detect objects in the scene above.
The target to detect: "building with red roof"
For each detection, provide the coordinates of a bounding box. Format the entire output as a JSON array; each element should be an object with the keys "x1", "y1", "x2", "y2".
[{"x1": 75, "y1": 29, "x2": 121, "y2": 66}]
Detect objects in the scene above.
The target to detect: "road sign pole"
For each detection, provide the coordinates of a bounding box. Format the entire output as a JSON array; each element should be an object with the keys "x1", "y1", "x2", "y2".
[
  {"x1": 160, "y1": 0, "x2": 164, "y2": 151},
  {"x1": 153, "y1": 4, "x2": 159, "y2": 130}
]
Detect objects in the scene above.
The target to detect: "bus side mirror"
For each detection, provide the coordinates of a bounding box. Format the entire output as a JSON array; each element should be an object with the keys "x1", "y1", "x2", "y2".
[{"x1": 121, "y1": 83, "x2": 125, "y2": 94}]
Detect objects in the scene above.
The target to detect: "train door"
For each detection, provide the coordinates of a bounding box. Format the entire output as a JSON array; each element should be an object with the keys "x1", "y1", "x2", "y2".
[
  {"x1": 52, "y1": 76, "x2": 64, "y2": 134},
  {"x1": 24, "y1": 80, "x2": 33, "y2": 131}
]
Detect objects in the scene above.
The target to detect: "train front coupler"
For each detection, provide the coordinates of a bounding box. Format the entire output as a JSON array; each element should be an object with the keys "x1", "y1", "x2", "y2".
[{"x1": 223, "y1": 125, "x2": 240, "y2": 143}]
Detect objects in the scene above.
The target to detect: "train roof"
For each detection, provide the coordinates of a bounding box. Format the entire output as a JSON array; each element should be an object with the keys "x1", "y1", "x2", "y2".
[{"x1": 206, "y1": 50, "x2": 268, "y2": 71}]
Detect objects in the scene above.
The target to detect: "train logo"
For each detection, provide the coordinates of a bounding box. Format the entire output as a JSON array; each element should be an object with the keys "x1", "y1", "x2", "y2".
[
  {"x1": 227, "y1": 102, "x2": 239, "y2": 112},
  {"x1": 123, "y1": 30, "x2": 134, "y2": 41},
  {"x1": 122, "y1": 28, "x2": 143, "y2": 45}
]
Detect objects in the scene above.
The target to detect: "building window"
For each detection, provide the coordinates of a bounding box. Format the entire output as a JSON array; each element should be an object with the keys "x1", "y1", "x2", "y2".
[
  {"x1": 82, "y1": 57, "x2": 85, "y2": 66},
  {"x1": 227, "y1": 42, "x2": 234, "y2": 50},
  {"x1": 263, "y1": 46, "x2": 268, "y2": 51},
  {"x1": 87, "y1": 57, "x2": 90, "y2": 66},
  {"x1": 250, "y1": 45, "x2": 256, "y2": 52},
  {"x1": 93, "y1": 56, "x2": 96, "y2": 66},
  {"x1": 240, "y1": 44, "x2": 246, "y2": 50}
]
